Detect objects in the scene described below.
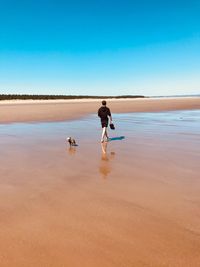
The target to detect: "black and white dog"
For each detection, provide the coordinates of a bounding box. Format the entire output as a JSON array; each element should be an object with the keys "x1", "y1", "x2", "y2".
[{"x1": 67, "y1": 137, "x2": 77, "y2": 146}]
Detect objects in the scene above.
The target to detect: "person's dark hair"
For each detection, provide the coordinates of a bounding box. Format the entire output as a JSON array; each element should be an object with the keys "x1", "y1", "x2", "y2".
[{"x1": 102, "y1": 100, "x2": 106, "y2": 106}]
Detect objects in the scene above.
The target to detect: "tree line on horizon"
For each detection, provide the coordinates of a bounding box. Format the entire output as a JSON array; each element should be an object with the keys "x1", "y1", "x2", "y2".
[{"x1": 0, "y1": 94, "x2": 145, "y2": 100}]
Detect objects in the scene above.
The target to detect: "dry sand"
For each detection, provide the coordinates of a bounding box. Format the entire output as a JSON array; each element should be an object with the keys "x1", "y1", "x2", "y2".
[
  {"x1": 0, "y1": 99, "x2": 200, "y2": 267},
  {"x1": 0, "y1": 97, "x2": 200, "y2": 123}
]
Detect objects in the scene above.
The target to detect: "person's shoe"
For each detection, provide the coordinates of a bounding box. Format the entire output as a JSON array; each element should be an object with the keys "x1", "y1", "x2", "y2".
[{"x1": 101, "y1": 139, "x2": 104, "y2": 143}]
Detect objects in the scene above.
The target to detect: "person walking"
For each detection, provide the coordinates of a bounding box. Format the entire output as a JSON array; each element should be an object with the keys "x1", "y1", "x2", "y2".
[{"x1": 98, "y1": 100, "x2": 112, "y2": 143}]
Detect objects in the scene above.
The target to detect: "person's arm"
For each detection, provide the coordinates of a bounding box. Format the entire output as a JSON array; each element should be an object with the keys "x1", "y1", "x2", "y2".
[{"x1": 108, "y1": 108, "x2": 112, "y2": 122}]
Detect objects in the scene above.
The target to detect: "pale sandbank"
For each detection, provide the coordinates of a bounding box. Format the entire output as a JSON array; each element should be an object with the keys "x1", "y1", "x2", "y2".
[{"x1": 0, "y1": 96, "x2": 200, "y2": 123}]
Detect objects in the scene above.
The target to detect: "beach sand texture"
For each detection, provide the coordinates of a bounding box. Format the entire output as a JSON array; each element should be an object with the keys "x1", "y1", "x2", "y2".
[
  {"x1": 0, "y1": 109, "x2": 200, "y2": 267},
  {"x1": 0, "y1": 97, "x2": 200, "y2": 123}
]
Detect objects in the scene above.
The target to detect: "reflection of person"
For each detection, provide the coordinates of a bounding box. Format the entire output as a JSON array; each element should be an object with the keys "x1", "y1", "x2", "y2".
[
  {"x1": 99, "y1": 142, "x2": 115, "y2": 178},
  {"x1": 98, "y1": 100, "x2": 112, "y2": 143}
]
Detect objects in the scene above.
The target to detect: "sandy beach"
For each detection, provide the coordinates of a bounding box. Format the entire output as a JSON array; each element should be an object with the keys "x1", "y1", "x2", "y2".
[
  {"x1": 1, "y1": 0, "x2": 200, "y2": 264},
  {"x1": 0, "y1": 99, "x2": 200, "y2": 267},
  {"x1": 0, "y1": 97, "x2": 200, "y2": 123}
]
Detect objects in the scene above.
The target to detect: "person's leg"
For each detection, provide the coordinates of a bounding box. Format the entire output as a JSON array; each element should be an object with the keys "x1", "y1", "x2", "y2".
[
  {"x1": 101, "y1": 127, "x2": 106, "y2": 142},
  {"x1": 105, "y1": 128, "x2": 109, "y2": 141}
]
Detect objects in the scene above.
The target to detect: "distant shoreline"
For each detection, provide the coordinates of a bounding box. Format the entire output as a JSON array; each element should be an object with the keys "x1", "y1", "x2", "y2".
[
  {"x1": 151, "y1": 94, "x2": 200, "y2": 98},
  {"x1": 0, "y1": 95, "x2": 199, "y2": 106},
  {"x1": 0, "y1": 94, "x2": 199, "y2": 103},
  {"x1": 0, "y1": 94, "x2": 145, "y2": 101},
  {"x1": 0, "y1": 96, "x2": 200, "y2": 124}
]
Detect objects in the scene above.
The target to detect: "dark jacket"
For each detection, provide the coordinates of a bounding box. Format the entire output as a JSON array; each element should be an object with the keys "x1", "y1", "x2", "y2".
[{"x1": 98, "y1": 106, "x2": 111, "y2": 121}]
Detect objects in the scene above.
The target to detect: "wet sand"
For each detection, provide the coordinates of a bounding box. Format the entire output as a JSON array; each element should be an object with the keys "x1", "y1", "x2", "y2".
[
  {"x1": 0, "y1": 110, "x2": 200, "y2": 267},
  {"x1": 0, "y1": 97, "x2": 200, "y2": 123}
]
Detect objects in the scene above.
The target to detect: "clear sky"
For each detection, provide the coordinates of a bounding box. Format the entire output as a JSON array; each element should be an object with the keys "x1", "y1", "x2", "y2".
[{"x1": 0, "y1": 0, "x2": 200, "y2": 96}]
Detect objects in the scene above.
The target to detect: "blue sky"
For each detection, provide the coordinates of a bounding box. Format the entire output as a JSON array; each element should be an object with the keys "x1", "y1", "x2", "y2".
[{"x1": 0, "y1": 0, "x2": 200, "y2": 96}]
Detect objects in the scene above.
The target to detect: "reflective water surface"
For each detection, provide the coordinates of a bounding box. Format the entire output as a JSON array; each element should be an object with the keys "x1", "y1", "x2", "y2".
[
  {"x1": 0, "y1": 110, "x2": 200, "y2": 267},
  {"x1": 1, "y1": 109, "x2": 199, "y2": 179}
]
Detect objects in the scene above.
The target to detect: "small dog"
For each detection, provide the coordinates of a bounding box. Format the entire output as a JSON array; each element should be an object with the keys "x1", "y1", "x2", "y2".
[{"x1": 67, "y1": 137, "x2": 77, "y2": 146}]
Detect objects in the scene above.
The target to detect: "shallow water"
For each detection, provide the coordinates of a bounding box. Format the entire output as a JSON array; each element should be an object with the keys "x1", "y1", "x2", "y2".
[
  {"x1": 0, "y1": 110, "x2": 200, "y2": 267},
  {"x1": 1, "y1": 110, "x2": 199, "y2": 179},
  {"x1": 1, "y1": 109, "x2": 199, "y2": 142}
]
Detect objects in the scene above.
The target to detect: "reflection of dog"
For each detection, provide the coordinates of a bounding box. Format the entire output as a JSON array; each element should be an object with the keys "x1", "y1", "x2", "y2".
[{"x1": 67, "y1": 137, "x2": 77, "y2": 146}]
